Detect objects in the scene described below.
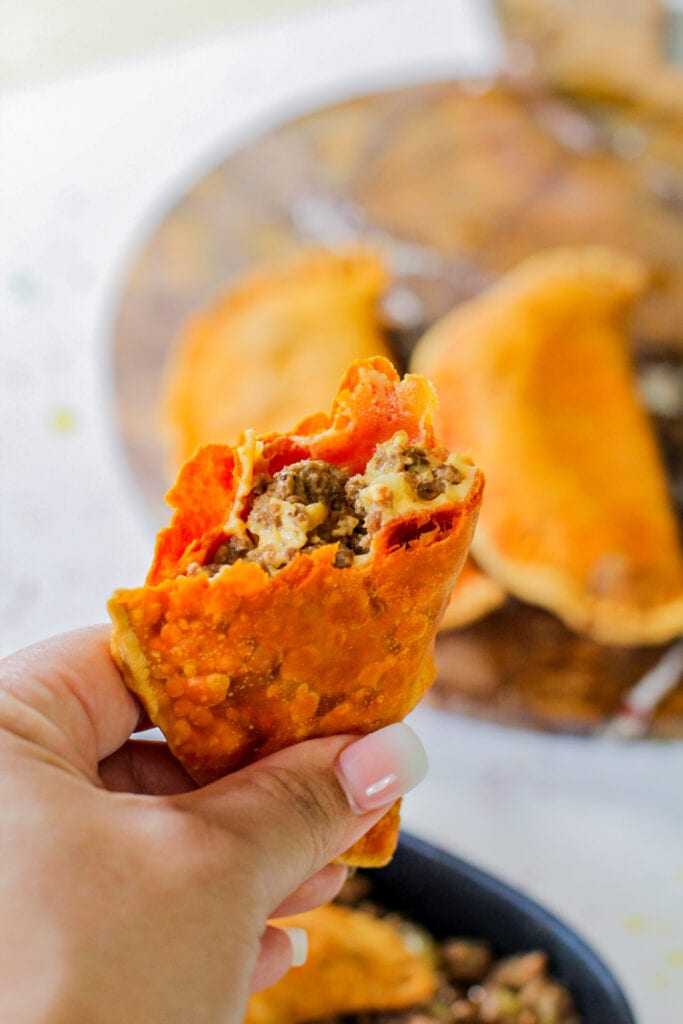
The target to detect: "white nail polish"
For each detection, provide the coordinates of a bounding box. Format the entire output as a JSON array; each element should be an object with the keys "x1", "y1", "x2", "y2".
[
  {"x1": 336, "y1": 722, "x2": 429, "y2": 813},
  {"x1": 283, "y1": 926, "x2": 308, "y2": 967}
]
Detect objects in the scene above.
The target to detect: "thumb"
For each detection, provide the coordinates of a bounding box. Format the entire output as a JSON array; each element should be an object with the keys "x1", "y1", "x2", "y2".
[{"x1": 185, "y1": 722, "x2": 427, "y2": 913}]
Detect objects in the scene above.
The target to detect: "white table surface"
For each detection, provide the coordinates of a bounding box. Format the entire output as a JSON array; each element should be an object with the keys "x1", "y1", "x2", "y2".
[{"x1": 1, "y1": 2, "x2": 682, "y2": 1020}]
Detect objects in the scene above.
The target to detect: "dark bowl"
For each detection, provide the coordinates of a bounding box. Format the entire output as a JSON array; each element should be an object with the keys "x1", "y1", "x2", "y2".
[{"x1": 370, "y1": 834, "x2": 635, "y2": 1024}]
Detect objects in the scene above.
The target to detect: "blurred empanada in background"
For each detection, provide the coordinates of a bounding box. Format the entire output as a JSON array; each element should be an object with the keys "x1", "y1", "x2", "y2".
[
  {"x1": 245, "y1": 904, "x2": 437, "y2": 1024},
  {"x1": 161, "y1": 248, "x2": 393, "y2": 470},
  {"x1": 412, "y1": 246, "x2": 683, "y2": 645}
]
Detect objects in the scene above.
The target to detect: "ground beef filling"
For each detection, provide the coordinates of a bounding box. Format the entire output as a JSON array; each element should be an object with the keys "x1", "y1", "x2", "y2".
[
  {"x1": 204, "y1": 436, "x2": 463, "y2": 576},
  {"x1": 335, "y1": 874, "x2": 580, "y2": 1024},
  {"x1": 363, "y1": 437, "x2": 462, "y2": 501}
]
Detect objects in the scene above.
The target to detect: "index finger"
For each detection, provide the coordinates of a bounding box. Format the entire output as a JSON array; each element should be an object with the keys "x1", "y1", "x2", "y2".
[{"x1": 0, "y1": 625, "x2": 140, "y2": 771}]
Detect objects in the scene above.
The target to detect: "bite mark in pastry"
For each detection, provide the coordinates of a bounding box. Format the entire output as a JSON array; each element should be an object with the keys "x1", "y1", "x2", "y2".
[{"x1": 109, "y1": 357, "x2": 483, "y2": 865}]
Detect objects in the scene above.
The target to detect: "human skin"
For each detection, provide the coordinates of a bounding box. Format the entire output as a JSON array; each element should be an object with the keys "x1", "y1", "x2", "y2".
[{"x1": 0, "y1": 626, "x2": 427, "y2": 1024}]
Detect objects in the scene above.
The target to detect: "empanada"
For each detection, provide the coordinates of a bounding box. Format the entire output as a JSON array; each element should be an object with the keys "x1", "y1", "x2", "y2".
[
  {"x1": 110, "y1": 357, "x2": 483, "y2": 865},
  {"x1": 412, "y1": 247, "x2": 683, "y2": 645},
  {"x1": 161, "y1": 248, "x2": 392, "y2": 470},
  {"x1": 246, "y1": 904, "x2": 437, "y2": 1024}
]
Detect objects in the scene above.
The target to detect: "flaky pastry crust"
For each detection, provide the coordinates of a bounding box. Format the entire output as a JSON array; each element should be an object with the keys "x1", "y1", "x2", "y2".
[{"x1": 110, "y1": 357, "x2": 483, "y2": 865}]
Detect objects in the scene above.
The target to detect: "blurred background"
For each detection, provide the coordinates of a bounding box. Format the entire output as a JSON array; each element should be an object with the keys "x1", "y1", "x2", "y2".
[
  {"x1": 0, "y1": 0, "x2": 354, "y2": 90},
  {"x1": 2, "y1": 3, "x2": 683, "y2": 1023},
  {"x1": 1, "y1": 0, "x2": 682, "y2": 91}
]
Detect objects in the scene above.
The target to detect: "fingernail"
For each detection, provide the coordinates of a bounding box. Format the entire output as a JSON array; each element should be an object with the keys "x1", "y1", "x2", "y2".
[
  {"x1": 335, "y1": 722, "x2": 428, "y2": 813},
  {"x1": 283, "y1": 927, "x2": 308, "y2": 967}
]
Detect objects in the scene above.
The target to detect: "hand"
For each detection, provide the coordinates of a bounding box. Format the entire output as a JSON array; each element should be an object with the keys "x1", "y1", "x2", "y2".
[{"x1": 0, "y1": 626, "x2": 427, "y2": 1024}]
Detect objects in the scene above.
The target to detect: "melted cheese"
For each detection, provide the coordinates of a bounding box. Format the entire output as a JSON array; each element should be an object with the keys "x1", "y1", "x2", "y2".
[
  {"x1": 356, "y1": 452, "x2": 475, "y2": 528},
  {"x1": 216, "y1": 429, "x2": 476, "y2": 576},
  {"x1": 247, "y1": 498, "x2": 328, "y2": 571},
  {"x1": 224, "y1": 430, "x2": 262, "y2": 538}
]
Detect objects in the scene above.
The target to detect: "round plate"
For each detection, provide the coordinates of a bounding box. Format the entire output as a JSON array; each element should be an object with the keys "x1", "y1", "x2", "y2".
[{"x1": 111, "y1": 78, "x2": 683, "y2": 737}]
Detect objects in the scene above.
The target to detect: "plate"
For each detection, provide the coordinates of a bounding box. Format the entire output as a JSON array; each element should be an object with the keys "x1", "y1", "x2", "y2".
[{"x1": 111, "y1": 78, "x2": 683, "y2": 737}]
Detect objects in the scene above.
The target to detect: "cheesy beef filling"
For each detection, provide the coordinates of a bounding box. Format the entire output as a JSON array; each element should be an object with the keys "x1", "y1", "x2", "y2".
[{"x1": 191, "y1": 431, "x2": 474, "y2": 577}]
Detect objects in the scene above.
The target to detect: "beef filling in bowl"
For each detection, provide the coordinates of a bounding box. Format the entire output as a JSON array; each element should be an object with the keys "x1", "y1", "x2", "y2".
[
  {"x1": 353, "y1": 835, "x2": 635, "y2": 1024},
  {"x1": 251, "y1": 835, "x2": 635, "y2": 1024}
]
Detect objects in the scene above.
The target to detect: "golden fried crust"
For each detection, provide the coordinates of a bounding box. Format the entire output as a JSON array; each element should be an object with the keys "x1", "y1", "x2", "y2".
[
  {"x1": 335, "y1": 801, "x2": 401, "y2": 867},
  {"x1": 161, "y1": 248, "x2": 393, "y2": 471},
  {"x1": 149, "y1": 356, "x2": 441, "y2": 585},
  {"x1": 109, "y1": 501, "x2": 479, "y2": 771},
  {"x1": 110, "y1": 358, "x2": 483, "y2": 866},
  {"x1": 439, "y1": 558, "x2": 507, "y2": 632},
  {"x1": 245, "y1": 904, "x2": 437, "y2": 1024},
  {"x1": 413, "y1": 246, "x2": 683, "y2": 645}
]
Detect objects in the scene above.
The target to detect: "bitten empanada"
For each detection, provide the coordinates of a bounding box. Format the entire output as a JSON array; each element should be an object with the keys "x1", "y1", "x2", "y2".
[
  {"x1": 412, "y1": 247, "x2": 683, "y2": 645},
  {"x1": 109, "y1": 357, "x2": 483, "y2": 865}
]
